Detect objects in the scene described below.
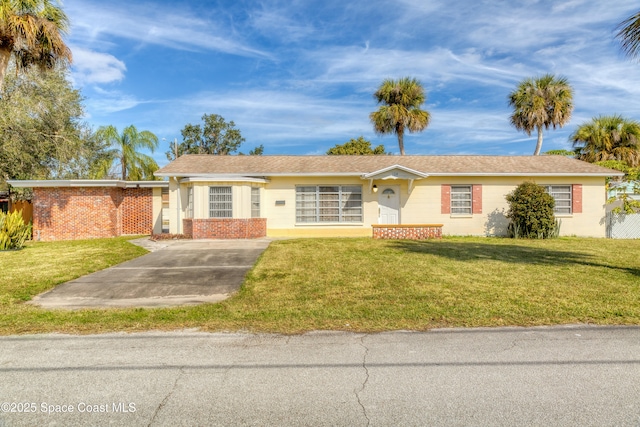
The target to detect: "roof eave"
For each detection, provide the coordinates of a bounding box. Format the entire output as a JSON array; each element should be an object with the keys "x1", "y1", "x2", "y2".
[
  {"x1": 179, "y1": 176, "x2": 270, "y2": 184},
  {"x1": 156, "y1": 171, "x2": 623, "y2": 178},
  {"x1": 7, "y1": 180, "x2": 169, "y2": 188}
]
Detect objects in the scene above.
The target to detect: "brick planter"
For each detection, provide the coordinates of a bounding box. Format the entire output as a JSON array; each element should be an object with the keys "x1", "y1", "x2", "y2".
[
  {"x1": 183, "y1": 218, "x2": 267, "y2": 239},
  {"x1": 372, "y1": 224, "x2": 443, "y2": 240}
]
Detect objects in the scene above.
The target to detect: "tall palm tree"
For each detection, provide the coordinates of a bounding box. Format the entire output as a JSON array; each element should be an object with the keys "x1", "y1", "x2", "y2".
[
  {"x1": 96, "y1": 125, "x2": 159, "y2": 180},
  {"x1": 0, "y1": 0, "x2": 72, "y2": 93},
  {"x1": 508, "y1": 74, "x2": 574, "y2": 155},
  {"x1": 616, "y1": 10, "x2": 640, "y2": 59},
  {"x1": 370, "y1": 77, "x2": 430, "y2": 155},
  {"x1": 571, "y1": 115, "x2": 640, "y2": 167}
]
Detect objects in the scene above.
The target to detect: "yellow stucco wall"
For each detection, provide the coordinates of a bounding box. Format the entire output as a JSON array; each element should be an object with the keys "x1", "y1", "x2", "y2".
[
  {"x1": 170, "y1": 175, "x2": 609, "y2": 238},
  {"x1": 152, "y1": 187, "x2": 164, "y2": 235},
  {"x1": 168, "y1": 177, "x2": 181, "y2": 234},
  {"x1": 262, "y1": 175, "x2": 608, "y2": 238},
  {"x1": 168, "y1": 179, "x2": 266, "y2": 234},
  {"x1": 397, "y1": 176, "x2": 607, "y2": 237}
]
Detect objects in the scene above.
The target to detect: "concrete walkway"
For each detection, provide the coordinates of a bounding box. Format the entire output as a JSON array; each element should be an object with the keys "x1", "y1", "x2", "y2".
[{"x1": 29, "y1": 238, "x2": 271, "y2": 309}]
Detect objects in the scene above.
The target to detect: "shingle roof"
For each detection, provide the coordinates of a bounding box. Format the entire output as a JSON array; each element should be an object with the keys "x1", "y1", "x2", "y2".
[{"x1": 155, "y1": 155, "x2": 623, "y2": 177}]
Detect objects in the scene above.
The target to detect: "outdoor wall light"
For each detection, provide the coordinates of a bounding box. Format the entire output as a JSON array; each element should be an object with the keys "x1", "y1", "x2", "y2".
[{"x1": 373, "y1": 185, "x2": 378, "y2": 193}]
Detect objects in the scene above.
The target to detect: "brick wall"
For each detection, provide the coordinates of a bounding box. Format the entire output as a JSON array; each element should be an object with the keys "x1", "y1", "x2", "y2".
[
  {"x1": 184, "y1": 218, "x2": 267, "y2": 239},
  {"x1": 572, "y1": 184, "x2": 582, "y2": 214},
  {"x1": 121, "y1": 188, "x2": 153, "y2": 235},
  {"x1": 32, "y1": 187, "x2": 154, "y2": 241},
  {"x1": 372, "y1": 224, "x2": 443, "y2": 240},
  {"x1": 183, "y1": 218, "x2": 194, "y2": 238},
  {"x1": 441, "y1": 185, "x2": 451, "y2": 214},
  {"x1": 472, "y1": 184, "x2": 483, "y2": 214}
]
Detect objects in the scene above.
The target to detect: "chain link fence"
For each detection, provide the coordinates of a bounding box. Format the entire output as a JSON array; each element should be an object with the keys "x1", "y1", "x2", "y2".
[{"x1": 607, "y1": 212, "x2": 640, "y2": 239}]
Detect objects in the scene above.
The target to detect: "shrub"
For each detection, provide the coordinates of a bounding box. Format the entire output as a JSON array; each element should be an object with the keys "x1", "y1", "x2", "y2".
[
  {"x1": 506, "y1": 182, "x2": 560, "y2": 239},
  {"x1": 0, "y1": 210, "x2": 32, "y2": 250}
]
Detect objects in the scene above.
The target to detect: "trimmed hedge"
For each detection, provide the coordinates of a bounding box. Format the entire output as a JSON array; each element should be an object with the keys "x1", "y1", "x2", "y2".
[{"x1": 506, "y1": 182, "x2": 560, "y2": 239}]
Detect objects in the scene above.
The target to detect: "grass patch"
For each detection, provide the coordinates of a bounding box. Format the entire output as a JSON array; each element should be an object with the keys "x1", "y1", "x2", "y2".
[{"x1": 1, "y1": 237, "x2": 640, "y2": 335}]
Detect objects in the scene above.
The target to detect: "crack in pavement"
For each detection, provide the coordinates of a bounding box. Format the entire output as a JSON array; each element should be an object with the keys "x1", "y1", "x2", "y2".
[
  {"x1": 355, "y1": 335, "x2": 371, "y2": 426},
  {"x1": 148, "y1": 366, "x2": 184, "y2": 426}
]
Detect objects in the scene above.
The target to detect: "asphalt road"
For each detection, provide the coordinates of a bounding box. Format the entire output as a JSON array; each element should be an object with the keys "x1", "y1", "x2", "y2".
[{"x1": 1, "y1": 325, "x2": 639, "y2": 426}]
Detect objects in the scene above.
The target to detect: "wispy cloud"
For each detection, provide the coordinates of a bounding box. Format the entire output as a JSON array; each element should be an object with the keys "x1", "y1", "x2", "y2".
[
  {"x1": 176, "y1": 89, "x2": 373, "y2": 147},
  {"x1": 70, "y1": 46, "x2": 126, "y2": 85},
  {"x1": 84, "y1": 88, "x2": 145, "y2": 115},
  {"x1": 66, "y1": 0, "x2": 272, "y2": 59},
  {"x1": 249, "y1": 9, "x2": 315, "y2": 43},
  {"x1": 63, "y1": 0, "x2": 640, "y2": 160}
]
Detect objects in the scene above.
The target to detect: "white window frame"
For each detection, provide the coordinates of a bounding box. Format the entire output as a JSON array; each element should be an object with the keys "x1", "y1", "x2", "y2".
[
  {"x1": 186, "y1": 186, "x2": 194, "y2": 218},
  {"x1": 451, "y1": 185, "x2": 472, "y2": 215},
  {"x1": 295, "y1": 185, "x2": 363, "y2": 223},
  {"x1": 209, "y1": 186, "x2": 232, "y2": 218},
  {"x1": 545, "y1": 185, "x2": 572, "y2": 215},
  {"x1": 251, "y1": 187, "x2": 261, "y2": 218}
]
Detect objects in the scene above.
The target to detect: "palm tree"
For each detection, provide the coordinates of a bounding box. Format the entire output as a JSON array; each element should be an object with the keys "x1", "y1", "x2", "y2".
[
  {"x1": 571, "y1": 115, "x2": 640, "y2": 167},
  {"x1": 370, "y1": 77, "x2": 430, "y2": 155},
  {"x1": 96, "y1": 125, "x2": 159, "y2": 180},
  {"x1": 616, "y1": 10, "x2": 640, "y2": 59},
  {"x1": 0, "y1": 0, "x2": 72, "y2": 93},
  {"x1": 508, "y1": 74, "x2": 574, "y2": 155}
]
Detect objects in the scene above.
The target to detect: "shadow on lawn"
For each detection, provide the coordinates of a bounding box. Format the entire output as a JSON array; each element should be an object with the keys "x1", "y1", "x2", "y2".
[{"x1": 390, "y1": 240, "x2": 640, "y2": 277}]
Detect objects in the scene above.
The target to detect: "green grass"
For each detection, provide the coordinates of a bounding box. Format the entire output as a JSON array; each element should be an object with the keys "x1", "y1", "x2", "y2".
[{"x1": 1, "y1": 237, "x2": 640, "y2": 335}]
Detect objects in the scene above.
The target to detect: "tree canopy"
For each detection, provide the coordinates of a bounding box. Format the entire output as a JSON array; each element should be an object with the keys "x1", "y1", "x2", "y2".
[
  {"x1": 508, "y1": 74, "x2": 574, "y2": 155},
  {"x1": 241, "y1": 144, "x2": 264, "y2": 156},
  {"x1": 544, "y1": 149, "x2": 577, "y2": 157},
  {"x1": 616, "y1": 10, "x2": 640, "y2": 60},
  {"x1": 95, "y1": 125, "x2": 159, "y2": 180},
  {"x1": 326, "y1": 136, "x2": 387, "y2": 155},
  {"x1": 167, "y1": 114, "x2": 245, "y2": 160},
  {"x1": 0, "y1": 0, "x2": 72, "y2": 93},
  {"x1": 571, "y1": 115, "x2": 640, "y2": 167},
  {"x1": 370, "y1": 77, "x2": 430, "y2": 155},
  {"x1": 0, "y1": 66, "x2": 91, "y2": 188}
]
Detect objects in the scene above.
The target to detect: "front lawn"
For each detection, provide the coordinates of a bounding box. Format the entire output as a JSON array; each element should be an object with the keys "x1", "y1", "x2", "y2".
[{"x1": 1, "y1": 237, "x2": 639, "y2": 334}]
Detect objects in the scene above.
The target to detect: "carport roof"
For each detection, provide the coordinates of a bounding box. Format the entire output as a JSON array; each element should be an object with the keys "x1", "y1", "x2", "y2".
[
  {"x1": 7, "y1": 180, "x2": 169, "y2": 188},
  {"x1": 155, "y1": 154, "x2": 624, "y2": 177}
]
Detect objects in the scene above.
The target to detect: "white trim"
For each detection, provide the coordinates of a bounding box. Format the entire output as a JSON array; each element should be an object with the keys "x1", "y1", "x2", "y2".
[
  {"x1": 156, "y1": 171, "x2": 622, "y2": 179},
  {"x1": 125, "y1": 181, "x2": 169, "y2": 188},
  {"x1": 179, "y1": 176, "x2": 269, "y2": 184},
  {"x1": 429, "y1": 172, "x2": 623, "y2": 177},
  {"x1": 6, "y1": 179, "x2": 168, "y2": 188},
  {"x1": 361, "y1": 164, "x2": 429, "y2": 179},
  {"x1": 156, "y1": 172, "x2": 362, "y2": 178}
]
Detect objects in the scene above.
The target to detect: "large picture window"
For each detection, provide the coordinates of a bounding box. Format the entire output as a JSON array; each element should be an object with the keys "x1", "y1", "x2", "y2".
[
  {"x1": 545, "y1": 185, "x2": 572, "y2": 215},
  {"x1": 209, "y1": 186, "x2": 232, "y2": 218},
  {"x1": 451, "y1": 185, "x2": 472, "y2": 215},
  {"x1": 296, "y1": 185, "x2": 362, "y2": 223}
]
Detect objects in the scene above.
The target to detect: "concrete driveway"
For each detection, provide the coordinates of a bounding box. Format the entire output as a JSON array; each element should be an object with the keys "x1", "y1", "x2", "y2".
[{"x1": 29, "y1": 238, "x2": 271, "y2": 309}]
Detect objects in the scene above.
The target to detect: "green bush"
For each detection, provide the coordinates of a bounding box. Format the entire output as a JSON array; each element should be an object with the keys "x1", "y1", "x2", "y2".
[
  {"x1": 0, "y1": 210, "x2": 32, "y2": 250},
  {"x1": 506, "y1": 182, "x2": 560, "y2": 239}
]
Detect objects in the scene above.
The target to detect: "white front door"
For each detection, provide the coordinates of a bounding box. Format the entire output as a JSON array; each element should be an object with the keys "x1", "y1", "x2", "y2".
[{"x1": 378, "y1": 186, "x2": 400, "y2": 224}]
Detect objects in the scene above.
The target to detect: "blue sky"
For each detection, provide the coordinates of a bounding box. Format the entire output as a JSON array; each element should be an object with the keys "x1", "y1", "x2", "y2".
[{"x1": 65, "y1": 0, "x2": 640, "y2": 166}]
